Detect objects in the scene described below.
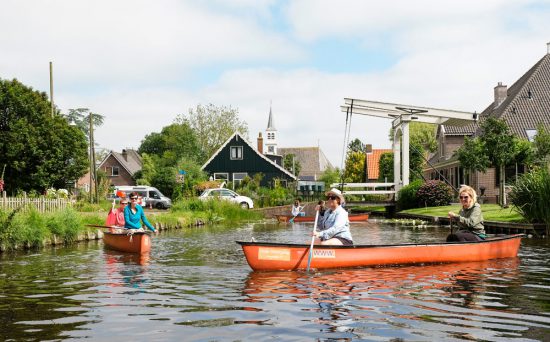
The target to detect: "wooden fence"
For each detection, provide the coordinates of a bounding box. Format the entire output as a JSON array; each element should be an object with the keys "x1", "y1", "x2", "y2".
[{"x1": 0, "y1": 195, "x2": 72, "y2": 213}]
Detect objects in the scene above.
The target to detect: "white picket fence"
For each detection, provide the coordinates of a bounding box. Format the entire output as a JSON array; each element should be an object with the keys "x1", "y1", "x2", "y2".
[{"x1": 0, "y1": 195, "x2": 72, "y2": 213}]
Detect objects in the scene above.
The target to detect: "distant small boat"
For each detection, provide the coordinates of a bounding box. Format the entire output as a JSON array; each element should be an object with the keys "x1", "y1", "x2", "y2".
[
  {"x1": 275, "y1": 213, "x2": 369, "y2": 223},
  {"x1": 236, "y1": 234, "x2": 523, "y2": 271},
  {"x1": 103, "y1": 231, "x2": 151, "y2": 254}
]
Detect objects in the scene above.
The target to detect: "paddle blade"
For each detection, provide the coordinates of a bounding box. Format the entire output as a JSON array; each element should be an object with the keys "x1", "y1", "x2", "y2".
[{"x1": 105, "y1": 210, "x2": 117, "y2": 226}]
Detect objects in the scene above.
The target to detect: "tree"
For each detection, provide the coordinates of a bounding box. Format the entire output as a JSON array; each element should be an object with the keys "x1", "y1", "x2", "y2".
[
  {"x1": 64, "y1": 108, "x2": 104, "y2": 140},
  {"x1": 344, "y1": 151, "x2": 365, "y2": 183},
  {"x1": 319, "y1": 166, "x2": 341, "y2": 189},
  {"x1": 139, "y1": 122, "x2": 202, "y2": 166},
  {"x1": 348, "y1": 138, "x2": 365, "y2": 153},
  {"x1": 456, "y1": 136, "x2": 491, "y2": 177},
  {"x1": 534, "y1": 123, "x2": 550, "y2": 165},
  {"x1": 283, "y1": 154, "x2": 301, "y2": 176},
  {"x1": 457, "y1": 118, "x2": 517, "y2": 207},
  {"x1": 410, "y1": 122, "x2": 437, "y2": 154},
  {"x1": 378, "y1": 152, "x2": 393, "y2": 182},
  {"x1": 176, "y1": 104, "x2": 248, "y2": 163},
  {"x1": 0, "y1": 78, "x2": 88, "y2": 193}
]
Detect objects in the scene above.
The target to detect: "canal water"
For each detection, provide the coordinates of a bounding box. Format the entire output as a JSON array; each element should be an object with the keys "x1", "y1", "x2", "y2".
[{"x1": 1, "y1": 220, "x2": 549, "y2": 341}]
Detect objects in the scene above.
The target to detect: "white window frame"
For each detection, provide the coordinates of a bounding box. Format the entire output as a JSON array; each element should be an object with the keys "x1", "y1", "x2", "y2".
[
  {"x1": 111, "y1": 166, "x2": 119, "y2": 176},
  {"x1": 213, "y1": 173, "x2": 229, "y2": 181},
  {"x1": 233, "y1": 172, "x2": 247, "y2": 187},
  {"x1": 230, "y1": 146, "x2": 243, "y2": 160}
]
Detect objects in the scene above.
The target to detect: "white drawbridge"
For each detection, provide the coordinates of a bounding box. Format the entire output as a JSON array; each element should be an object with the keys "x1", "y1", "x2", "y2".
[{"x1": 338, "y1": 98, "x2": 477, "y2": 199}]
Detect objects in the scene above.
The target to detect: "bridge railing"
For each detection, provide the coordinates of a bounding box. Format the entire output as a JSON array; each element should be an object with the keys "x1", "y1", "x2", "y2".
[{"x1": 330, "y1": 182, "x2": 396, "y2": 196}]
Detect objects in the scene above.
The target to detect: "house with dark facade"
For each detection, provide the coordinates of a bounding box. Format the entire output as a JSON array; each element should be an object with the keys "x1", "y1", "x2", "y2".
[
  {"x1": 201, "y1": 132, "x2": 297, "y2": 188},
  {"x1": 426, "y1": 46, "x2": 550, "y2": 203}
]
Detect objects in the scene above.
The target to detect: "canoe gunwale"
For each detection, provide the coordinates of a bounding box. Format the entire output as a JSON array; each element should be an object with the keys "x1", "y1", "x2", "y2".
[{"x1": 236, "y1": 234, "x2": 525, "y2": 249}]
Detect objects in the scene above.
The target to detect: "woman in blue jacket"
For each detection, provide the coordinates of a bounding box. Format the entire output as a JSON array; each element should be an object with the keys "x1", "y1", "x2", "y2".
[{"x1": 124, "y1": 192, "x2": 156, "y2": 232}]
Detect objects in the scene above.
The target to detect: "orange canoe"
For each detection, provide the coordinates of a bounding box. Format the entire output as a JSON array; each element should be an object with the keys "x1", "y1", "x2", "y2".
[
  {"x1": 236, "y1": 234, "x2": 523, "y2": 271},
  {"x1": 275, "y1": 213, "x2": 369, "y2": 223},
  {"x1": 103, "y1": 231, "x2": 151, "y2": 254}
]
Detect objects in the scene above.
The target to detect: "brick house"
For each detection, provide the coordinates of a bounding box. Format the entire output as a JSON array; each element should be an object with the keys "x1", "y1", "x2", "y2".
[
  {"x1": 77, "y1": 149, "x2": 142, "y2": 191},
  {"x1": 425, "y1": 47, "x2": 550, "y2": 203}
]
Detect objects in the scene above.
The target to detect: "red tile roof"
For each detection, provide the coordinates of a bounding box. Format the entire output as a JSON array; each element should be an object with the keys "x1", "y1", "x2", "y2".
[{"x1": 367, "y1": 149, "x2": 392, "y2": 180}]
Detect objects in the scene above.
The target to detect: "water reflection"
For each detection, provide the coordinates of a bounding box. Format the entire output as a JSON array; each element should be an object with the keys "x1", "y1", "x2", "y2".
[
  {"x1": 242, "y1": 258, "x2": 550, "y2": 340},
  {"x1": 103, "y1": 250, "x2": 150, "y2": 292},
  {"x1": 1, "y1": 222, "x2": 550, "y2": 341}
]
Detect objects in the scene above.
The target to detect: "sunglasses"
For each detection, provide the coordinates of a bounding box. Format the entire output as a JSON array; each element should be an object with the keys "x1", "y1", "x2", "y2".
[
  {"x1": 459, "y1": 196, "x2": 470, "y2": 200},
  {"x1": 130, "y1": 197, "x2": 138, "y2": 201},
  {"x1": 327, "y1": 195, "x2": 338, "y2": 200},
  {"x1": 120, "y1": 202, "x2": 128, "y2": 205}
]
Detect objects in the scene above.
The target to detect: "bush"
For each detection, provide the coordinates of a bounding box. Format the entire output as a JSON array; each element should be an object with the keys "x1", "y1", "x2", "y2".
[
  {"x1": 397, "y1": 180, "x2": 423, "y2": 210},
  {"x1": 416, "y1": 180, "x2": 453, "y2": 207},
  {"x1": 509, "y1": 166, "x2": 550, "y2": 226}
]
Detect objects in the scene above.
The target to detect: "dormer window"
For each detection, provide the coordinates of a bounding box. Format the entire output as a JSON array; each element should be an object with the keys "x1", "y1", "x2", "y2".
[
  {"x1": 526, "y1": 129, "x2": 537, "y2": 142},
  {"x1": 230, "y1": 146, "x2": 243, "y2": 160}
]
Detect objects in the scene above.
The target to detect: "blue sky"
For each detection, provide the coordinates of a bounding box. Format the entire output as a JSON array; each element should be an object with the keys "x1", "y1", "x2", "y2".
[{"x1": 1, "y1": 0, "x2": 550, "y2": 167}]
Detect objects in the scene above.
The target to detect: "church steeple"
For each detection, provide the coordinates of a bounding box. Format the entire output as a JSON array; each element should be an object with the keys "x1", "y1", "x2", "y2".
[{"x1": 265, "y1": 102, "x2": 278, "y2": 154}]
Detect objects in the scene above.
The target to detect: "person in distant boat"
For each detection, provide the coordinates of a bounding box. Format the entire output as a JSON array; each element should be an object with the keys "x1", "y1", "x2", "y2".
[
  {"x1": 291, "y1": 198, "x2": 305, "y2": 217},
  {"x1": 447, "y1": 185, "x2": 485, "y2": 242},
  {"x1": 124, "y1": 192, "x2": 157, "y2": 233},
  {"x1": 313, "y1": 188, "x2": 353, "y2": 245},
  {"x1": 106, "y1": 198, "x2": 128, "y2": 229}
]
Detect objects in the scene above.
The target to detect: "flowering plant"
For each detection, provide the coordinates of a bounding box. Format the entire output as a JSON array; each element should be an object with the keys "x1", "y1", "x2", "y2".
[{"x1": 416, "y1": 180, "x2": 453, "y2": 207}]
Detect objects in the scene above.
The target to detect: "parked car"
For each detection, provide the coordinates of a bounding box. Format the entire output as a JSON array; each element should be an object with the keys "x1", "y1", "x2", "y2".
[
  {"x1": 199, "y1": 188, "x2": 254, "y2": 209},
  {"x1": 114, "y1": 186, "x2": 172, "y2": 209}
]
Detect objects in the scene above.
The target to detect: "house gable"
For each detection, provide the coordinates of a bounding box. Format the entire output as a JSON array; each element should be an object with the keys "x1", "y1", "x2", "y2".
[
  {"x1": 278, "y1": 147, "x2": 333, "y2": 180},
  {"x1": 202, "y1": 132, "x2": 297, "y2": 187}
]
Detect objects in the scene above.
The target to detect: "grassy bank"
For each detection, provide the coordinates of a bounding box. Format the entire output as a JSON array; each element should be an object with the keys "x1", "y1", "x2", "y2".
[
  {"x1": 400, "y1": 204, "x2": 525, "y2": 222},
  {"x1": 0, "y1": 198, "x2": 263, "y2": 252}
]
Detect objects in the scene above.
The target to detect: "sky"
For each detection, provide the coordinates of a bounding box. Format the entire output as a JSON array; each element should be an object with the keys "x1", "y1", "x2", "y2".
[{"x1": 1, "y1": 0, "x2": 550, "y2": 168}]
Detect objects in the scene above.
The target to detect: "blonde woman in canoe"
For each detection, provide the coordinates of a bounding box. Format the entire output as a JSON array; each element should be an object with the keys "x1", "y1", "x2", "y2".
[{"x1": 447, "y1": 185, "x2": 486, "y2": 242}]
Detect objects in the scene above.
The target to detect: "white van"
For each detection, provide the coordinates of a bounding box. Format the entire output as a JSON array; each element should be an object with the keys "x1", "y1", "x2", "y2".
[{"x1": 114, "y1": 186, "x2": 172, "y2": 209}]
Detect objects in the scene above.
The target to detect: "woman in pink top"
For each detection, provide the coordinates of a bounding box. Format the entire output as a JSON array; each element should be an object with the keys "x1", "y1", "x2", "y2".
[{"x1": 106, "y1": 199, "x2": 128, "y2": 229}]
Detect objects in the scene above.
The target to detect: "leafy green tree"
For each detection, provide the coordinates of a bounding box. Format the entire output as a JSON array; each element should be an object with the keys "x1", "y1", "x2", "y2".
[
  {"x1": 410, "y1": 122, "x2": 437, "y2": 153},
  {"x1": 534, "y1": 123, "x2": 550, "y2": 165},
  {"x1": 378, "y1": 152, "x2": 393, "y2": 181},
  {"x1": 176, "y1": 103, "x2": 249, "y2": 163},
  {"x1": 283, "y1": 154, "x2": 301, "y2": 176},
  {"x1": 139, "y1": 122, "x2": 201, "y2": 166},
  {"x1": 344, "y1": 151, "x2": 365, "y2": 182},
  {"x1": 457, "y1": 118, "x2": 517, "y2": 206},
  {"x1": 319, "y1": 166, "x2": 341, "y2": 189},
  {"x1": 173, "y1": 158, "x2": 208, "y2": 198},
  {"x1": 348, "y1": 138, "x2": 366, "y2": 153},
  {"x1": 150, "y1": 166, "x2": 177, "y2": 198},
  {"x1": 64, "y1": 108, "x2": 104, "y2": 140},
  {"x1": 456, "y1": 136, "x2": 491, "y2": 178},
  {"x1": 134, "y1": 153, "x2": 156, "y2": 185},
  {"x1": 0, "y1": 78, "x2": 88, "y2": 193}
]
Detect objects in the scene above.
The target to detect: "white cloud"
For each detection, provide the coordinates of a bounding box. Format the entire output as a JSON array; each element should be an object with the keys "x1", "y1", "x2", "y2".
[{"x1": 2, "y1": 0, "x2": 550, "y2": 168}]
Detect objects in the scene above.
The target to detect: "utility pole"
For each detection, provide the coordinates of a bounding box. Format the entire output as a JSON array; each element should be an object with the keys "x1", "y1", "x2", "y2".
[
  {"x1": 89, "y1": 113, "x2": 97, "y2": 203},
  {"x1": 49, "y1": 62, "x2": 54, "y2": 117}
]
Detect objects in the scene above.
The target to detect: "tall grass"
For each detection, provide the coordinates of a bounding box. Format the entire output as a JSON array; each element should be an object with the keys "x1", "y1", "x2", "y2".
[
  {"x1": 171, "y1": 198, "x2": 262, "y2": 224},
  {"x1": 509, "y1": 166, "x2": 550, "y2": 226},
  {"x1": 0, "y1": 207, "x2": 89, "y2": 250}
]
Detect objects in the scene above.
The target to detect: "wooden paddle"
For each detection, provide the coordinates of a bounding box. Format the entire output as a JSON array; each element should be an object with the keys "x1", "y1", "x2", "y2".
[{"x1": 306, "y1": 210, "x2": 320, "y2": 272}]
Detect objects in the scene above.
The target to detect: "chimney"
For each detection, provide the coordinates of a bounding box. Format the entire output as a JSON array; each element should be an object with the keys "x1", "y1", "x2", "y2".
[
  {"x1": 121, "y1": 149, "x2": 128, "y2": 161},
  {"x1": 547, "y1": 41, "x2": 550, "y2": 54},
  {"x1": 494, "y1": 82, "x2": 507, "y2": 108},
  {"x1": 257, "y1": 133, "x2": 263, "y2": 154}
]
